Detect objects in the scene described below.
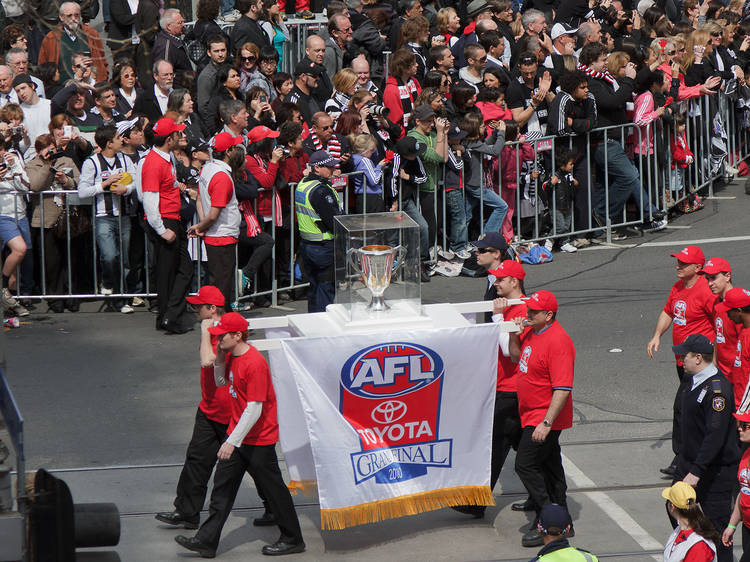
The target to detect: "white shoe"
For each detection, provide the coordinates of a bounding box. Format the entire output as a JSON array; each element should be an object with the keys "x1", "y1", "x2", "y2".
[
  {"x1": 0, "y1": 288, "x2": 18, "y2": 310},
  {"x1": 220, "y1": 9, "x2": 241, "y2": 21},
  {"x1": 437, "y1": 247, "x2": 455, "y2": 260},
  {"x1": 455, "y1": 248, "x2": 471, "y2": 260},
  {"x1": 560, "y1": 242, "x2": 578, "y2": 253},
  {"x1": 131, "y1": 297, "x2": 145, "y2": 307},
  {"x1": 120, "y1": 304, "x2": 134, "y2": 314},
  {"x1": 544, "y1": 239, "x2": 554, "y2": 252},
  {"x1": 572, "y1": 238, "x2": 591, "y2": 248},
  {"x1": 100, "y1": 286, "x2": 113, "y2": 296},
  {"x1": 428, "y1": 246, "x2": 438, "y2": 263},
  {"x1": 14, "y1": 301, "x2": 29, "y2": 316}
]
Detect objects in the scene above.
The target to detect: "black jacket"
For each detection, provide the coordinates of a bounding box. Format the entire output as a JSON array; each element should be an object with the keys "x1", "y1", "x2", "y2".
[
  {"x1": 133, "y1": 87, "x2": 164, "y2": 122},
  {"x1": 547, "y1": 91, "x2": 597, "y2": 152},
  {"x1": 151, "y1": 31, "x2": 194, "y2": 88},
  {"x1": 115, "y1": 87, "x2": 144, "y2": 117},
  {"x1": 230, "y1": 15, "x2": 270, "y2": 55},
  {"x1": 677, "y1": 368, "x2": 740, "y2": 478},
  {"x1": 586, "y1": 75, "x2": 634, "y2": 129}
]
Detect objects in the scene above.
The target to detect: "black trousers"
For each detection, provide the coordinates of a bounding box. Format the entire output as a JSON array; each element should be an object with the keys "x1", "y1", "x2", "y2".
[
  {"x1": 490, "y1": 391, "x2": 522, "y2": 491},
  {"x1": 174, "y1": 408, "x2": 270, "y2": 519},
  {"x1": 196, "y1": 443, "x2": 303, "y2": 549},
  {"x1": 204, "y1": 243, "x2": 236, "y2": 311},
  {"x1": 514, "y1": 426, "x2": 567, "y2": 516},
  {"x1": 238, "y1": 230, "x2": 274, "y2": 283},
  {"x1": 672, "y1": 464, "x2": 735, "y2": 562},
  {"x1": 152, "y1": 218, "x2": 193, "y2": 327},
  {"x1": 672, "y1": 364, "x2": 687, "y2": 456}
]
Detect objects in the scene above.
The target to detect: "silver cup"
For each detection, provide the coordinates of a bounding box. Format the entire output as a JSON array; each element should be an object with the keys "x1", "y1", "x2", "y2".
[{"x1": 347, "y1": 244, "x2": 406, "y2": 311}]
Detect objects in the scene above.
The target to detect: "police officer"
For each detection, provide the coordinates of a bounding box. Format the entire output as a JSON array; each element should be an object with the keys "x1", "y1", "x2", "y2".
[
  {"x1": 528, "y1": 504, "x2": 598, "y2": 561},
  {"x1": 671, "y1": 333, "x2": 740, "y2": 562},
  {"x1": 295, "y1": 150, "x2": 343, "y2": 313}
]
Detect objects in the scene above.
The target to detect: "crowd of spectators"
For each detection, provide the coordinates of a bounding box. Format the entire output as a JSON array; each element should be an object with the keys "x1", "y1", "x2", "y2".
[{"x1": 0, "y1": 0, "x2": 746, "y2": 317}]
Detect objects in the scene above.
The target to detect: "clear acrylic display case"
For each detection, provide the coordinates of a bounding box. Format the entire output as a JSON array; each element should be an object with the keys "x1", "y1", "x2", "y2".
[{"x1": 331, "y1": 212, "x2": 422, "y2": 325}]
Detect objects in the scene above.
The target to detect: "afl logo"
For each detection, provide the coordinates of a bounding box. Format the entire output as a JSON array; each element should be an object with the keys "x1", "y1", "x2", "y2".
[
  {"x1": 341, "y1": 342, "x2": 444, "y2": 398},
  {"x1": 371, "y1": 400, "x2": 407, "y2": 424}
]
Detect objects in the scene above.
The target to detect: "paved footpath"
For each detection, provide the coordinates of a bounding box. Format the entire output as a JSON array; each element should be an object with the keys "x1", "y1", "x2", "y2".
[{"x1": 7, "y1": 179, "x2": 750, "y2": 560}]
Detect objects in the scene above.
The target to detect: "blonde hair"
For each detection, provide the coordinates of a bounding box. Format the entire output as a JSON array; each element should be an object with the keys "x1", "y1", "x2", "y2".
[
  {"x1": 682, "y1": 29, "x2": 711, "y2": 72},
  {"x1": 606, "y1": 51, "x2": 630, "y2": 76},
  {"x1": 437, "y1": 7, "x2": 457, "y2": 35},
  {"x1": 351, "y1": 133, "x2": 377, "y2": 155},
  {"x1": 333, "y1": 68, "x2": 357, "y2": 94}
]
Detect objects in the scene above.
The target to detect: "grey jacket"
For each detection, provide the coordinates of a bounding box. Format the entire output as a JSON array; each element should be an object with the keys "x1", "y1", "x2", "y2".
[
  {"x1": 196, "y1": 62, "x2": 221, "y2": 131},
  {"x1": 0, "y1": 155, "x2": 29, "y2": 219},
  {"x1": 323, "y1": 37, "x2": 344, "y2": 79},
  {"x1": 463, "y1": 130, "x2": 505, "y2": 188}
]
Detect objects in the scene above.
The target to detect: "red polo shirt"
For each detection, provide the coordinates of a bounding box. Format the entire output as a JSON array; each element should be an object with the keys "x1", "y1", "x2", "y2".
[
  {"x1": 225, "y1": 346, "x2": 279, "y2": 446},
  {"x1": 141, "y1": 148, "x2": 181, "y2": 220},
  {"x1": 199, "y1": 333, "x2": 232, "y2": 424},
  {"x1": 516, "y1": 321, "x2": 575, "y2": 430},
  {"x1": 713, "y1": 298, "x2": 741, "y2": 380},
  {"x1": 663, "y1": 276, "x2": 716, "y2": 365},
  {"x1": 496, "y1": 300, "x2": 528, "y2": 392},
  {"x1": 732, "y1": 326, "x2": 750, "y2": 410}
]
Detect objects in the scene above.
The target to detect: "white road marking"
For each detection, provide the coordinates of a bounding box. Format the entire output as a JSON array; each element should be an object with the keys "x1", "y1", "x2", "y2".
[
  {"x1": 664, "y1": 225, "x2": 692, "y2": 229},
  {"x1": 562, "y1": 454, "x2": 663, "y2": 559},
  {"x1": 705, "y1": 196, "x2": 737, "y2": 199},
  {"x1": 580, "y1": 234, "x2": 750, "y2": 251}
]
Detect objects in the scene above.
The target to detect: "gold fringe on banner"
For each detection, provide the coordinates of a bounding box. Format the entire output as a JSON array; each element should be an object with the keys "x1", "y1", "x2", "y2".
[
  {"x1": 320, "y1": 485, "x2": 495, "y2": 530},
  {"x1": 287, "y1": 480, "x2": 318, "y2": 496}
]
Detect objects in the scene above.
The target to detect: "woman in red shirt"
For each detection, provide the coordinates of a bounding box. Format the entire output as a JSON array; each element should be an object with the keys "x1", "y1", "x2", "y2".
[
  {"x1": 662, "y1": 482, "x2": 719, "y2": 561},
  {"x1": 721, "y1": 411, "x2": 750, "y2": 556}
]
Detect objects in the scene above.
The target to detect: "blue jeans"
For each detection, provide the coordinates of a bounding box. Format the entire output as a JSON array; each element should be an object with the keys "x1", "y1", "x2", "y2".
[
  {"x1": 401, "y1": 198, "x2": 429, "y2": 261},
  {"x1": 445, "y1": 190, "x2": 469, "y2": 251},
  {"x1": 593, "y1": 141, "x2": 658, "y2": 220},
  {"x1": 464, "y1": 185, "x2": 508, "y2": 235},
  {"x1": 298, "y1": 240, "x2": 334, "y2": 313},
  {"x1": 94, "y1": 215, "x2": 131, "y2": 292},
  {"x1": 0, "y1": 215, "x2": 33, "y2": 294}
]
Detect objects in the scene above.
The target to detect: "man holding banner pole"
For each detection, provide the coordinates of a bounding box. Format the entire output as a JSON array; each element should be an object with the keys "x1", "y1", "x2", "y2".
[{"x1": 509, "y1": 290, "x2": 575, "y2": 548}]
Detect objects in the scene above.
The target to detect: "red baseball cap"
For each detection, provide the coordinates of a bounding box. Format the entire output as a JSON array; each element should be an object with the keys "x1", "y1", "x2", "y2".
[
  {"x1": 734, "y1": 410, "x2": 750, "y2": 422},
  {"x1": 699, "y1": 257, "x2": 731, "y2": 275},
  {"x1": 527, "y1": 290, "x2": 558, "y2": 312},
  {"x1": 208, "y1": 312, "x2": 249, "y2": 335},
  {"x1": 715, "y1": 287, "x2": 750, "y2": 313},
  {"x1": 152, "y1": 117, "x2": 186, "y2": 136},
  {"x1": 186, "y1": 285, "x2": 225, "y2": 306},
  {"x1": 488, "y1": 260, "x2": 526, "y2": 280},
  {"x1": 247, "y1": 125, "x2": 280, "y2": 143},
  {"x1": 211, "y1": 132, "x2": 244, "y2": 152},
  {"x1": 670, "y1": 245, "x2": 705, "y2": 266}
]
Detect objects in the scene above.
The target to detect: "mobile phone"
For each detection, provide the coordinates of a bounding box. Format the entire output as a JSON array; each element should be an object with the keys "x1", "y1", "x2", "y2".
[
  {"x1": 259, "y1": 93, "x2": 268, "y2": 104},
  {"x1": 50, "y1": 166, "x2": 58, "y2": 173},
  {"x1": 63, "y1": 125, "x2": 72, "y2": 137},
  {"x1": 83, "y1": 51, "x2": 91, "y2": 58}
]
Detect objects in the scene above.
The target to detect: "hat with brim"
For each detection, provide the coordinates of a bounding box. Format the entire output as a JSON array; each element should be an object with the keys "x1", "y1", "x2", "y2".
[
  {"x1": 473, "y1": 232, "x2": 509, "y2": 251},
  {"x1": 207, "y1": 311, "x2": 248, "y2": 335},
  {"x1": 671, "y1": 333, "x2": 714, "y2": 356},
  {"x1": 467, "y1": 0, "x2": 491, "y2": 16},
  {"x1": 186, "y1": 285, "x2": 225, "y2": 306},
  {"x1": 715, "y1": 287, "x2": 750, "y2": 313},
  {"x1": 699, "y1": 257, "x2": 731, "y2": 275},
  {"x1": 734, "y1": 410, "x2": 750, "y2": 422},
  {"x1": 670, "y1": 245, "x2": 705, "y2": 266},
  {"x1": 309, "y1": 150, "x2": 339, "y2": 168},
  {"x1": 11, "y1": 73, "x2": 34, "y2": 89},
  {"x1": 527, "y1": 290, "x2": 558, "y2": 312},
  {"x1": 396, "y1": 136, "x2": 426, "y2": 158},
  {"x1": 152, "y1": 117, "x2": 185, "y2": 137},
  {"x1": 211, "y1": 132, "x2": 244, "y2": 152},
  {"x1": 661, "y1": 481, "x2": 696, "y2": 509}
]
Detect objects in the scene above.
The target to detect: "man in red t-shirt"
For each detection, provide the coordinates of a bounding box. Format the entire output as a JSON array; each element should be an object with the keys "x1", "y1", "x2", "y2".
[
  {"x1": 718, "y1": 288, "x2": 750, "y2": 413},
  {"x1": 701, "y1": 258, "x2": 742, "y2": 402},
  {"x1": 647, "y1": 246, "x2": 715, "y2": 477},
  {"x1": 509, "y1": 290, "x2": 575, "y2": 548},
  {"x1": 188, "y1": 132, "x2": 243, "y2": 310},
  {"x1": 156, "y1": 286, "x2": 276, "y2": 531},
  {"x1": 176, "y1": 313, "x2": 305, "y2": 558},
  {"x1": 142, "y1": 117, "x2": 195, "y2": 334}
]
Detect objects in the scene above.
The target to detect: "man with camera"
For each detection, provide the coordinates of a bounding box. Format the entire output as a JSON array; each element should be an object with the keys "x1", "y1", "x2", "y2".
[{"x1": 77, "y1": 125, "x2": 137, "y2": 312}]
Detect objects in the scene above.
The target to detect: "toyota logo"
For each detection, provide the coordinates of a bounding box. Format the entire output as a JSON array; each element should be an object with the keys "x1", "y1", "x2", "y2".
[{"x1": 371, "y1": 400, "x2": 407, "y2": 424}]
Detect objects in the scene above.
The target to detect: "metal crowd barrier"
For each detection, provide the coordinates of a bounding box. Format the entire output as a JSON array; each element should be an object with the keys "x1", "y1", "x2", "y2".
[{"x1": 3, "y1": 92, "x2": 747, "y2": 307}]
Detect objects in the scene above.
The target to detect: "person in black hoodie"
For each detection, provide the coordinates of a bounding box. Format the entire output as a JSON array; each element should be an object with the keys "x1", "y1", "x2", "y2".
[{"x1": 579, "y1": 42, "x2": 667, "y2": 233}]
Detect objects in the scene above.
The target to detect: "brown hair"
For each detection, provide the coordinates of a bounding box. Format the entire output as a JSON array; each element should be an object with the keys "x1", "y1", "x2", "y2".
[
  {"x1": 461, "y1": 113, "x2": 484, "y2": 141},
  {"x1": 389, "y1": 48, "x2": 417, "y2": 79},
  {"x1": 48, "y1": 114, "x2": 71, "y2": 133}
]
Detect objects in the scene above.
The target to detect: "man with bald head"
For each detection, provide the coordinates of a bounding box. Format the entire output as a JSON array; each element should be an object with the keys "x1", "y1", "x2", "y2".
[
  {"x1": 39, "y1": 1, "x2": 108, "y2": 82},
  {"x1": 351, "y1": 57, "x2": 379, "y2": 97},
  {"x1": 453, "y1": 13, "x2": 498, "y2": 68},
  {"x1": 302, "y1": 34, "x2": 333, "y2": 104},
  {"x1": 0, "y1": 67, "x2": 18, "y2": 107}
]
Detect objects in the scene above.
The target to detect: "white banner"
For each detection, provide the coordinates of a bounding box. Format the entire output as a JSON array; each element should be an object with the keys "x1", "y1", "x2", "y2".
[{"x1": 269, "y1": 324, "x2": 499, "y2": 529}]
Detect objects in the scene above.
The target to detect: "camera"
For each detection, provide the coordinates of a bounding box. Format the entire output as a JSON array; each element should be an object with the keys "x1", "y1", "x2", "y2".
[
  {"x1": 10, "y1": 126, "x2": 23, "y2": 137},
  {"x1": 45, "y1": 148, "x2": 64, "y2": 161},
  {"x1": 366, "y1": 102, "x2": 390, "y2": 117},
  {"x1": 0, "y1": 162, "x2": 8, "y2": 172},
  {"x1": 282, "y1": 147, "x2": 291, "y2": 157}
]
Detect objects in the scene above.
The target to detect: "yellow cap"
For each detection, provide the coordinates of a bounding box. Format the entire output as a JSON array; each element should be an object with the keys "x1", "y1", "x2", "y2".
[
  {"x1": 661, "y1": 481, "x2": 696, "y2": 509},
  {"x1": 117, "y1": 172, "x2": 132, "y2": 186}
]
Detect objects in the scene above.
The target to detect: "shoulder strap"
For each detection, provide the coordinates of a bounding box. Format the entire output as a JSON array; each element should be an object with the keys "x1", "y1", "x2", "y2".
[{"x1": 711, "y1": 378, "x2": 723, "y2": 393}]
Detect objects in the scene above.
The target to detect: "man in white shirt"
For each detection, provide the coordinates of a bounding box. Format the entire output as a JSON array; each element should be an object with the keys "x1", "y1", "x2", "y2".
[
  {"x1": 5, "y1": 49, "x2": 45, "y2": 98},
  {"x1": 13, "y1": 74, "x2": 51, "y2": 144},
  {"x1": 77, "y1": 125, "x2": 137, "y2": 312}
]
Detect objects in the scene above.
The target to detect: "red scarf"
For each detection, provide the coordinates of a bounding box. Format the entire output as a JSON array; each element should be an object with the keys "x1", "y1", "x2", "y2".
[{"x1": 577, "y1": 63, "x2": 616, "y2": 86}]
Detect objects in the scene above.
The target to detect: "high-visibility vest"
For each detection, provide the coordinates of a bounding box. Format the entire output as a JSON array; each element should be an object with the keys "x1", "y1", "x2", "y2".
[
  {"x1": 535, "y1": 546, "x2": 599, "y2": 562},
  {"x1": 295, "y1": 178, "x2": 341, "y2": 242}
]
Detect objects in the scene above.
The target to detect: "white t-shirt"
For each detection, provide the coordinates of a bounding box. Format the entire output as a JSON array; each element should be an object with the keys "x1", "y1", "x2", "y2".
[{"x1": 21, "y1": 98, "x2": 52, "y2": 143}]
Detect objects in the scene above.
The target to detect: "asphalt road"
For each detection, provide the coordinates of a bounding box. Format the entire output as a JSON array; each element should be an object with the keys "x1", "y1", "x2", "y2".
[{"x1": 5, "y1": 179, "x2": 750, "y2": 560}]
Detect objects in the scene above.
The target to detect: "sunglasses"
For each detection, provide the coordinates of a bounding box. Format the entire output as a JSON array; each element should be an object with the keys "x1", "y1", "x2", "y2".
[
  {"x1": 739, "y1": 421, "x2": 750, "y2": 430},
  {"x1": 476, "y1": 247, "x2": 496, "y2": 254},
  {"x1": 318, "y1": 124, "x2": 333, "y2": 130},
  {"x1": 667, "y1": 50, "x2": 676, "y2": 55},
  {"x1": 711, "y1": 32, "x2": 722, "y2": 37},
  {"x1": 240, "y1": 56, "x2": 257, "y2": 62}
]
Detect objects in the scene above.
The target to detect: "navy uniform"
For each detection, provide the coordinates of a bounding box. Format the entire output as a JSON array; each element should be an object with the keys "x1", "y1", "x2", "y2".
[
  {"x1": 295, "y1": 150, "x2": 342, "y2": 313},
  {"x1": 671, "y1": 334, "x2": 740, "y2": 562}
]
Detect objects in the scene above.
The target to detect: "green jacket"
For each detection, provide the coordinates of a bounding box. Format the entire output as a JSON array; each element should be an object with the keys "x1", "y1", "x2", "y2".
[{"x1": 406, "y1": 128, "x2": 443, "y2": 193}]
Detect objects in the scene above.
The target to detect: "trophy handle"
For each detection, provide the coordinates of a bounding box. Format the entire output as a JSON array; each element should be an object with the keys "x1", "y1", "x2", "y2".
[
  {"x1": 347, "y1": 247, "x2": 362, "y2": 276},
  {"x1": 392, "y1": 245, "x2": 407, "y2": 275}
]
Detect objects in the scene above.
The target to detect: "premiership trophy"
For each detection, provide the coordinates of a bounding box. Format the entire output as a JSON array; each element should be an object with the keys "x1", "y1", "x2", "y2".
[{"x1": 347, "y1": 245, "x2": 407, "y2": 311}]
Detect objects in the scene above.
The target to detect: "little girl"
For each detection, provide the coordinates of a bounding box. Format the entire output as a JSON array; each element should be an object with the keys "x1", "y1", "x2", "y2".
[
  {"x1": 670, "y1": 114, "x2": 701, "y2": 213},
  {"x1": 499, "y1": 120, "x2": 535, "y2": 241},
  {"x1": 350, "y1": 133, "x2": 389, "y2": 215}
]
